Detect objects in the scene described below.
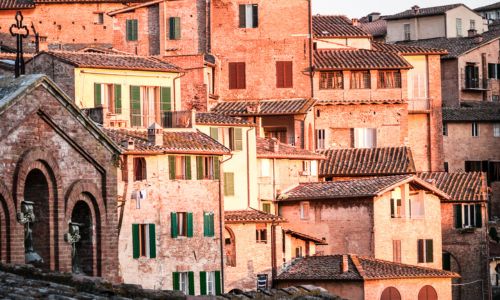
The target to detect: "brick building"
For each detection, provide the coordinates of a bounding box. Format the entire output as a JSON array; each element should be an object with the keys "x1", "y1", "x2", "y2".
[{"x1": 0, "y1": 74, "x2": 121, "y2": 281}]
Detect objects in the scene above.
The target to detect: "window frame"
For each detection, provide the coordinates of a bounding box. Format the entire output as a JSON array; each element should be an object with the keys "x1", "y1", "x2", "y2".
[
  {"x1": 353, "y1": 128, "x2": 377, "y2": 148},
  {"x1": 228, "y1": 62, "x2": 246, "y2": 89},
  {"x1": 350, "y1": 70, "x2": 371, "y2": 89},
  {"x1": 126, "y1": 19, "x2": 138, "y2": 41},
  {"x1": 319, "y1": 71, "x2": 343, "y2": 89},
  {"x1": 417, "y1": 239, "x2": 434, "y2": 263},
  {"x1": 472, "y1": 121, "x2": 479, "y2": 137},
  {"x1": 316, "y1": 129, "x2": 326, "y2": 149},
  {"x1": 133, "y1": 157, "x2": 147, "y2": 181},
  {"x1": 392, "y1": 240, "x2": 401, "y2": 263},
  {"x1": 456, "y1": 18, "x2": 462, "y2": 37},
  {"x1": 256, "y1": 226, "x2": 267, "y2": 243},
  {"x1": 179, "y1": 272, "x2": 189, "y2": 295},
  {"x1": 169, "y1": 17, "x2": 181, "y2": 40},
  {"x1": 403, "y1": 23, "x2": 411, "y2": 40},
  {"x1": 494, "y1": 123, "x2": 500, "y2": 137},
  {"x1": 300, "y1": 201, "x2": 310, "y2": 220},
  {"x1": 239, "y1": 4, "x2": 258, "y2": 28},
  {"x1": 378, "y1": 70, "x2": 402, "y2": 89}
]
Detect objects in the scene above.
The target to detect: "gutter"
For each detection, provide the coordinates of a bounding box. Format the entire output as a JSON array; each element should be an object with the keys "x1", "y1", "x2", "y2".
[
  {"x1": 246, "y1": 127, "x2": 254, "y2": 208},
  {"x1": 307, "y1": 0, "x2": 314, "y2": 98}
]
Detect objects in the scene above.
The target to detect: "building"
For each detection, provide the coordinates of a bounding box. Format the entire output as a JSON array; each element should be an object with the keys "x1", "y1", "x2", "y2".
[
  {"x1": 475, "y1": 2, "x2": 500, "y2": 24},
  {"x1": 358, "y1": 13, "x2": 387, "y2": 42},
  {"x1": 275, "y1": 255, "x2": 459, "y2": 300},
  {"x1": 385, "y1": 4, "x2": 486, "y2": 43},
  {"x1": 419, "y1": 172, "x2": 489, "y2": 300},
  {"x1": 0, "y1": 74, "x2": 121, "y2": 281}
]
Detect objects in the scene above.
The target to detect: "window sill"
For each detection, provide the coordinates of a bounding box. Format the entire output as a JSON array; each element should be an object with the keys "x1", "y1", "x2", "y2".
[
  {"x1": 256, "y1": 241, "x2": 268, "y2": 244},
  {"x1": 209, "y1": 94, "x2": 219, "y2": 100},
  {"x1": 458, "y1": 227, "x2": 477, "y2": 234}
]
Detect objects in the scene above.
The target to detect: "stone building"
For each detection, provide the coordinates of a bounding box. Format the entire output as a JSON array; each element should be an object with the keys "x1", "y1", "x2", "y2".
[
  {"x1": 275, "y1": 255, "x2": 459, "y2": 300},
  {"x1": 0, "y1": 74, "x2": 121, "y2": 281}
]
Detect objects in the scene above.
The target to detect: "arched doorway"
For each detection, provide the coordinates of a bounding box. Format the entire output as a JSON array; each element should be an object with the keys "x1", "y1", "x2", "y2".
[
  {"x1": 71, "y1": 201, "x2": 94, "y2": 276},
  {"x1": 380, "y1": 287, "x2": 401, "y2": 300},
  {"x1": 418, "y1": 285, "x2": 438, "y2": 300},
  {"x1": 224, "y1": 226, "x2": 236, "y2": 267},
  {"x1": 23, "y1": 169, "x2": 50, "y2": 268}
]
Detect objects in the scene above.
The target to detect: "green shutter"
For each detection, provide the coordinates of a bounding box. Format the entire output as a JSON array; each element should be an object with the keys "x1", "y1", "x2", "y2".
[
  {"x1": 149, "y1": 224, "x2": 156, "y2": 258},
  {"x1": 169, "y1": 17, "x2": 181, "y2": 40},
  {"x1": 224, "y1": 172, "x2": 234, "y2": 196},
  {"x1": 200, "y1": 271, "x2": 207, "y2": 295},
  {"x1": 126, "y1": 20, "x2": 131, "y2": 41},
  {"x1": 169, "y1": 156, "x2": 176, "y2": 180},
  {"x1": 132, "y1": 19, "x2": 138, "y2": 41},
  {"x1": 203, "y1": 212, "x2": 209, "y2": 237},
  {"x1": 196, "y1": 156, "x2": 204, "y2": 180},
  {"x1": 114, "y1": 84, "x2": 122, "y2": 114},
  {"x1": 215, "y1": 271, "x2": 221, "y2": 295},
  {"x1": 187, "y1": 212, "x2": 193, "y2": 237},
  {"x1": 210, "y1": 127, "x2": 219, "y2": 141},
  {"x1": 210, "y1": 213, "x2": 215, "y2": 236},
  {"x1": 188, "y1": 271, "x2": 195, "y2": 295},
  {"x1": 132, "y1": 224, "x2": 139, "y2": 259},
  {"x1": 426, "y1": 239, "x2": 434, "y2": 263},
  {"x1": 234, "y1": 128, "x2": 243, "y2": 151},
  {"x1": 171, "y1": 212, "x2": 178, "y2": 238},
  {"x1": 130, "y1": 86, "x2": 141, "y2": 127},
  {"x1": 160, "y1": 87, "x2": 172, "y2": 114},
  {"x1": 173, "y1": 272, "x2": 180, "y2": 290},
  {"x1": 94, "y1": 83, "x2": 101, "y2": 107},
  {"x1": 214, "y1": 158, "x2": 220, "y2": 180},
  {"x1": 454, "y1": 204, "x2": 462, "y2": 229},
  {"x1": 475, "y1": 204, "x2": 482, "y2": 228},
  {"x1": 185, "y1": 156, "x2": 192, "y2": 180}
]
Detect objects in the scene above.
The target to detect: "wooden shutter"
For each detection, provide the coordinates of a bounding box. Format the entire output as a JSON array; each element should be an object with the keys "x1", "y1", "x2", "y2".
[
  {"x1": 185, "y1": 156, "x2": 192, "y2": 180},
  {"x1": 196, "y1": 156, "x2": 204, "y2": 180},
  {"x1": 237, "y1": 62, "x2": 246, "y2": 89},
  {"x1": 188, "y1": 271, "x2": 195, "y2": 295},
  {"x1": 284, "y1": 61, "x2": 293, "y2": 88},
  {"x1": 418, "y1": 285, "x2": 438, "y2": 300},
  {"x1": 171, "y1": 212, "x2": 178, "y2": 238},
  {"x1": 130, "y1": 86, "x2": 141, "y2": 127},
  {"x1": 149, "y1": 224, "x2": 156, "y2": 258},
  {"x1": 173, "y1": 272, "x2": 180, "y2": 290},
  {"x1": 132, "y1": 224, "x2": 139, "y2": 259},
  {"x1": 475, "y1": 204, "x2": 482, "y2": 228},
  {"x1": 210, "y1": 127, "x2": 219, "y2": 140},
  {"x1": 276, "y1": 61, "x2": 284, "y2": 88},
  {"x1": 229, "y1": 63, "x2": 238, "y2": 89},
  {"x1": 169, "y1": 17, "x2": 181, "y2": 40},
  {"x1": 203, "y1": 212, "x2": 209, "y2": 236},
  {"x1": 160, "y1": 87, "x2": 172, "y2": 114},
  {"x1": 114, "y1": 84, "x2": 122, "y2": 114},
  {"x1": 381, "y1": 287, "x2": 401, "y2": 300},
  {"x1": 234, "y1": 128, "x2": 243, "y2": 150},
  {"x1": 252, "y1": 4, "x2": 258, "y2": 28},
  {"x1": 210, "y1": 213, "x2": 215, "y2": 236},
  {"x1": 214, "y1": 158, "x2": 220, "y2": 180},
  {"x1": 215, "y1": 271, "x2": 221, "y2": 295},
  {"x1": 390, "y1": 198, "x2": 395, "y2": 218},
  {"x1": 200, "y1": 271, "x2": 207, "y2": 295},
  {"x1": 132, "y1": 19, "x2": 138, "y2": 40},
  {"x1": 425, "y1": 239, "x2": 433, "y2": 262},
  {"x1": 224, "y1": 172, "x2": 234, "y2": 196},
  {"x1": 442, "y1": 252, "x2": 451, "y2": 271},
  {"x1": 239, "y1": 5, "x2": 246, "y2": 28},
  {"x1": 126, "y1": 20, "x2": 131, "y2": 41},
  {"x1": 454, "y1": 204, "x2": 462, "y2": 228},
  {"x1": 94, "y1": 83, "x2": 101, "y2": 107},
  {"x1": 417, "y1": 239, "x2": 424, "y2": 263},
  {"x1": 187, "y1": 212, "x2": 193, "y2": 237},
  {"x1": 169, "y1": 156, "x2": 176, "y2": 180}
]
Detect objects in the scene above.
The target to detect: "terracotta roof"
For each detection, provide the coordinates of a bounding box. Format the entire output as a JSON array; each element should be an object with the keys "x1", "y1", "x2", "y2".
[
  {"x1": 276, "y1": 255, "x2": 459, "y2": 281},
  {"x1": 313, "y1": 15, "x2": 371, "y2": 38},
  {"x1": 358, "y1": 19, "x2": 387, "y2": 38},
  {"x1": 257, "y1": 137, "x2": 324, "y2": 160},
  {"x1": 224, "y1": 209, "x2": 285, "y2": 223},
  {"x1": 195, "y1": 113, "x2": 255, "y2": 127},
  {"x1": 102, "y1": 128, "x2": 230, "y2": 155},
  {"x1": 318, "y1": 98, "x2": 406, "y2": 105},
  {"x1": 475, "y1": 2, "x2": 500, "y2": 12},
  {"x1": 31, "y1": 51, "x2": 181, "y2": 72},
  {"x1": 283, "y1": 229, "x2": 327, "y2": 245},
  {"x1": 107, "y1": 0, "x2": 161, "y2": 16},
  {"x1": 0, "y1": 0, "x2": 35, "y2": 9},
  {"x1": 211, "y1": 99, "x2": 315, "y2": 116},
  {"x1": 418, "y1": 172, "x2": 487, "y2": 202},
  {"x1": 384, "y1": 4, "x2": 465, "y2": 20},
  {"x1": 319, "y1": 147, "x2": 416, "y2": 177},
  {"x1": 443, "y1": 102, "x2": 500, "y2": 122},
  {"x1": 372, "y1": 41, "x2": 448, "y2": 55},
  {"x1": 278, "y1": 175, "x2": 450, "y2": 202},
  {"x1": 314, "y1": 49, "x2": 412, "y2": 70}
]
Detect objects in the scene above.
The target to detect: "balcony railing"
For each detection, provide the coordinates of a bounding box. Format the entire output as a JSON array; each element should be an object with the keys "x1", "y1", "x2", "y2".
[
  {"x1": 161, "y1": 111, "x2": 193, "y2": 129},
  {"x1": 461, "y1": 74, "x2": 490, "y2": 91}
]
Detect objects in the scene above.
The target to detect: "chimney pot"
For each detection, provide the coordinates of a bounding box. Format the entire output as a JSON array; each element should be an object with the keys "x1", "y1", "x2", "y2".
[
  {"x1": 148, "y1": 123, "x2": 163, "y2": 146},
  {"x1": 412, "y1": 5, "x2": 420, "y2": 14},
  {"x1": 122, "y1": 138, "x2": 135, "y2": 150},
  {"x1": 352, "y1": 18, "x2": 359, "y2": 27},
  {"x1": 342, "y1": 255, "x2": 349, "y2": 273}
]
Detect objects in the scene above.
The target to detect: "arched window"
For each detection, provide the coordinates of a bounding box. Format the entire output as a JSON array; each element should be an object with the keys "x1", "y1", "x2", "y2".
[
  {"x1": 133, "y1": 157, "x2": 147, "y2": 181},
  {"x1": 381, "y1": 287, "x2": 401, "y2": 300},
  {"x1": 418, "y1": 285, "x2": 438, "y2": 300}
]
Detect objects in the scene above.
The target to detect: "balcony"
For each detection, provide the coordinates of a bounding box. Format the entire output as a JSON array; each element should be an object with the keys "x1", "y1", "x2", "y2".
[{"x1": 461, "y1": 74, "x2": 490, "y2": 91}]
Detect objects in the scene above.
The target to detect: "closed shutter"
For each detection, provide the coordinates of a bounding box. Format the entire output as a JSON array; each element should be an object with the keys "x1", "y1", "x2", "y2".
[
  {"x1": 252, "y1": 4, "x2": 258, "y2": 28},
  {"x1": 187, "y1": 212, "x2": 193, "y2": 237},
  {"x1": 173, "y1": 272, "x2": 180, "y2": 290},
  {"x1": 234, "y1": 128, "x2": 243, "y2": 150},
  {"x1": 237, "y1": 62, "x2": 246, "y2": 89},
  {"x1": 200, "y1": 271, "x2": 207, "y2": 295},
  {"x1": 425, "y1": 239, "x2": 433, "y2": 262},
  {"x1": 171, "y1": 212, "x2": 178, "y2": 238},
  {"x1": 224, "y1": 173, "x2": 234, "y2": 196},
  {"x1": 185, "y1": 156, "x2": 192, "y2": 180},
  {"x1": 210, "y1": 213, "x2": 215, "y2": 236},
  {"x1": 210, "y1": 127, "x2": 219, "y2": 140},
  {"x1": 169, "y1": 156, "x2": 176, "y2": 180},
  {"x1": 160, "y1": 87, "x2": 172, "y2": 116},
  {"x1": 229, "y1": 63, "x2": 238, "y2": 89},
  {"x1": 169, "y1": 17, "x2": 181, "y2": 40},
  {"x1": 204, "y1": 212, "x2": 214, "y2": 237},
  {"x1": 196, "y1": 156, "x2": 204, "y2": 180},
  {"x1": 132, "y1": 224, "x2": 139, "y2": 259},
  {"x1": 126, "y1": 20, "x2": 131, "y2": 41},
  {"x1": 188, "y1": 271, "x2": 195, "y2": 295},
  {"x1": 239, "y1": 5, "x2": 246, "y2": 28},
  {"x1": 276, "y1": 61, "x2": 284, "y2": 88},
  {"x1": 114, "y1": 84, "x2": 122, "y2": 114},
  {"x1": 214, "y1": 158, "x2": 220, "y2": 180},
  {"x1": 417, "y1": 239, "x2": 424, "y2": 263},
  {"x1": 454, "y1": 204, "x2": 462, "y2": 228},
  {"x1": 132, "y1": 19, "x2": 138, "y2": 40},
  {"x1": 475, "y1": 204, "x2": 482, "y2": 228},
  {"x1": 203, "y1": 212, "x2": 209, "y2": 236},
  {"x1": 130, "y1": 86, "x2": 141, "y2": 127},
  {"x1": 94, "y1": 83, "x2": 101, "y2": 107},
  {"x1": 149, "y1": 224, "x2": 156, "y2": 258},
  {"x1": 215, "y1": 271, "x2": 221, "y2": 295},
  {"x1": 284, "y1": 61, "x2": 293, "y2": 88},
  {"x1": 390, "y1": 198, "x2": 395, "y2": 218}
]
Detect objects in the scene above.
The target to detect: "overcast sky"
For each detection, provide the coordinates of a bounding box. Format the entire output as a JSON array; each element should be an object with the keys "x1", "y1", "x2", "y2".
[{"x1": 312, "y1": 0, "x2": 493, "y2": 18}]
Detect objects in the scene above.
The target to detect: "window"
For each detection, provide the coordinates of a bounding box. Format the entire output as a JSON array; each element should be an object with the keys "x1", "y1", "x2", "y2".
[
  {"x1": 494, "y1": 95, "x2": 500, "y2": 102},
  {"x1": 465, "y1": 64, "x2": 479, "y2": 88},
  {"x1": 224, "y1": 172, "x2": 235, "y2": 196},
  {"x1": 311, "y1": 160, "x2": 318, "y2": 176},
  {"x1": 133, "y1": 157, "x2": 147, "y2": 181},
  {"x1": 417, "y1": 239, "x2": 433, "y2": 263},
  {"x1": 443, "y1": 122, "x2": 448, "y2": 136},
  {"x1": 295, "y1": 246, "x2": 303, "y2": 258},
  {"x1": 418, "y1": 285, "x2": 438, "y2": 300},
  {"x1": 169, "y1": 156, "x2": 192, "y2": 180},
  {"x1": 256, "y1": 225, "x2": 267, "y2": 243},
  {"x1": 392, "y1": 240, "x2": 401, "y2": 263},
  {"x1": 454, "y1": 204, "x2": 482, "y2": 228},
  {"x1": 494, "y1": 124, "x2": 500, "y2": 137},
  {"x1": 301, "y1": 161, "x2": 310, "y2": 175},
  {"x1": 410, "y1": 191, "x2": 424, "y2": 219},
  {"x1": 126, "y1": 19, "x2": 138, "y2": 41},
  {"x1": 316, "y1": 129, "x2": 326, "y2": 149},
  {"x1": 390, "y1": 188, "x2": 402, "y2": 218},
  {"x1": 381, "y1": 287, "x2": 401, "y2": 300},
  {"x1": 256, "y1": 274, "x2": 268, "y2": 290},
  {"x1": 132, "y1": 224, "x2": 156, "y2": 258},
  {"x1": 239, "y1": 4, "x2": 258, "y2": 28},
  {"x1": 444, "y1": 162, "x2": 449, "y2": 172},
  {"x1": 95, "y1": 12, "x2": 104, "y2": 25},
  {"x1": 319, "y1": 71, "x2": 343, "y2": 89},
  {"x1": 456, "y1": 18, "x2": 462, "y2": 36},
  {"x1": 442, "y1": 252, "x2": 451, "y2": 271},
  {"x1": 229, "y1": 128, "x2": 243, "y2": 151},
  {"x1": 173, "y1": 272, "x2": 194, "y2": 295},
  {"x1": 210, "y1": 127, "x2": 219, "y2": 141},
  {"x1": 404, "y1": 24, "x2": 411, "y2": 40},
  {"x1": 276, "y1": 61, "x2": 293, "y2": 88},
  {"x1": 465, "y1": 160, "x2": 487, "y2": 172},
  {"x1": 129, "y1": 86, "x2": 171, "y2": 127},
  {"x1": 203, "y1": 212, "x2": 215, "y2": 237},
  {"x1": 262, "y1": 203, "x2": 271, "y2": 213},
  {"x1": 489, "y1": 63, "x2": 500, "y2": 79},
  {"x1": 490, "y1": 162, "x2": 500, "y2": 182},
  {"x1": 169, "y1": 17, "x2": 181, "y2": 40},
  {"x1": 351, "y1": 71, "x2": 371, "y2": 89},
  {"x1": 378, "y1": 70, "x2": 401, "y2": 89},
  {"x1": 261, "y1": 159, "x2": 270, "y2": 177},
  {"x1": 171, "y1": 212, "x2": 193, "y2": 238},
  {"x1": 228, "y1": 62, "x2": 246, "y2": 89},
  {"x1": 196, "y1": 156, "x2": 220, "y2": 180},
  {"x1": 354, "y1": 128, "x2": 377, "y2": 148},
  {"x1": 300, "y1": 202, "x2": 310, "y2": 220},
  {"x1": 200, "y1": 271, "x2": 221, "y2": 295},
  {"x1": 472, "y1": 122, "x2": 479, "y2": 137},
  {"x1": 264, "y1": 127, "x2": 287, "y2": 144},
  {"x1": 94, "y1": 83, "x2": 122, "y2": 114}
]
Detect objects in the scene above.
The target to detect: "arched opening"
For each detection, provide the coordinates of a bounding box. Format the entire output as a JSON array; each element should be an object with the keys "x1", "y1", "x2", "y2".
[
  {"x1": 0, "y1": 194, "x2": 9, "y2": 263},
  {"x1": 380, "y1": 287, "x2": 401, "y2": 300},
  {"x1": 224, "y1": 226, "x2": 236, "y2": 267},
  {"x1": 71, "y1": 201, "x2": 94, "y2": 276},
  {"x1": 24, "y1": 169, "x2": 50, "y2": 268},
  {"x1": 418, "y1": 285, "x2": 438, "y2": 300}
]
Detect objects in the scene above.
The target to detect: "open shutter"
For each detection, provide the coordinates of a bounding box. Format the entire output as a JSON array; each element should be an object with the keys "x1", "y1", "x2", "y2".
[
  {"x1": 126, "y1": 20, "x2": 131, "y2": 40},
  {"x1": 185, "y1": 156, "x2": 192, "y2": 180},
  {"x1": 114, "y1": 84, "x2": 122, "y2": 114},
  {"x1": 284, "y1": 62, "x2": 293, "y2": 88},
  {"x1": 200, "y1": 271, "x2": 207, "y2": 295},
  {"x1": 417, "y1": 239, "x2": 424, "y2": 263},
  {"x1": 160, "y1": 87, "x2": 172, "y2": 114},
  {"x1": 187, "y1": 212, "x2": 193, "y2": 237},
  {"x1": 169, "y1": 156, "x2": 176, "y2": 180},
  {"x1": 210, "y1": 127, "x2": 219, "y2": 140},
  {"x1": 210, "y1": 213, "x2": 215, "y2": 236},
  {"x1": 94, "y1": 83, "x2": 101, "y2": 107},
  {"x1": 454, "y1": 204, "x2": 463, "y2": 228},
  {"x1": 203, "y1": 212, "x2": 209, "y2": 237},
  {"x1": 425, "y1": 239, "x2": 434, "y2": 262},
  {"x1": 188, "y1": 271, "x2": 195, "y2": 295},
  {"x1": 132, "y1": 19, "x2": 138, "y2": 40},
  {"x1": 215, "y1": 271, "x2": 221, "y2": 295},
  {"x1": 497, "y1": 64, "x2": 500, "y2": 79},
  {"x1": 214, "y1": 158, "x2": 220, "y2": 180},
  {"x1": 173, "y1": 272, "x2": 180, "y2": 290},
  {"x1": 252, "y1": 4, "x2": 258, "y2": 27},
  {"x1": 196, "y1": 156, "x2": 203, "y2": 180},
  {"x1": 132, "y1": 224, "x2": 139, "y2": 259},
  {"x1": 130, "y1": 85, "x2": 141, "y2": 127},
  {"x1": 390, "y1": 198, "x2": 395, "y2": 218},
  {"x1": 174, "y1": 17, "x2": 181, "y2": 39},
  {"x1": 234, "y1": 128, "x2": 243, "y2": 151},
  {"x1": 171, "y1": 212, "x2": 178, "y2": 238},
  {"x1": 239, "y1": 5, "x2": 246, "y2": 28},
  {"x1": 475, "y1": 204, "x2": 482, "y2": 228},
  {"x1": 149, "y1": 224, "x2": 156, "y2": 258}
]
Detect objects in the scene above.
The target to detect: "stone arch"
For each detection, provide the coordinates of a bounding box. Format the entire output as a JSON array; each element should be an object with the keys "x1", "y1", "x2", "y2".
[
  {"x1": 0, "y1": 181, "x2": 15, "y2": 263},
  {"x1": 71, "y1": 200, "x2": 95, "y2": 276},
  {"x1": 225, "y1": 226, "x2": 236, "y2": 267}
]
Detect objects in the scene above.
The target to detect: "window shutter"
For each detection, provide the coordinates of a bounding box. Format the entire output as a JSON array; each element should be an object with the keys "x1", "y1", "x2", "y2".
[
  {"x1": 174, "y1": 17, "x2": 181, "y2": 39},
  {"x1": 169, "y1": 17, "x2": 175, "y2": 39},
  {"x1": 475, "y1": 204, "x2": 482, "y2": 228},
  {"x1": 390, "y1": 198, "x2": 395, "y2": 218},
  {"x1": 464, "y1": 204, "x2": 470, "y2": 227},
  {"x1": 171, "y1": 212, "x2": 178, "y2": 238},
  {"x1": 203, "y1": 212, "x2": 208, "y2": 236},
  {"x1": 188, "y1": 271, "x2": 195, "y2": 295},
  {"x1": 214, "y1": 158, "x2": 220, "y2": 180},
  {"x1": 224, "y1": 172, "x2": 234, "y2": 196},
  {"x1": 239, "y1": 5, "x2": 246, "y2": 28},
  {"x1": 425, "y1": 239, "x2": 433, "y2": 262},
  {"x1": 454, "y1": 204, "x2": 462, "y2": 228},
  {"x1": 237, "y1": 62, "x2": 246, "y2": 89},
  {"x1": 132, "y1": 19, "x2": 138, "y2": 41},
  {"x1": 215, "y1": 271, "x2": 221, "y2": 295},
  {"x1": 196, "y1": 156, "x2": 203, "y2": 180},
  {"x1": 130, "y1": 85, "x2": 141, "y2": 127},
  {"x1": 489, "y1": 64, "x2": 496, "y2": 79},
  {"x1": 149, "y1": 224, "x2": 156, "y2": 258},
  {"x1": 161, "y1": 87, "x2": 172, "y2": 112},
  {"x1": 185, "y1": 156, "x2": 192, "y2": 180},
  {"x1": 114, "y1": 84, "x2": 122, "y2": 114},
  {"x1": 132, "y1": 224, "x2": 139, "y2": 259},
  {"x1": 169, "y1": 156, "x2": 176, "y2": 180},
  {"x1": 187, "y1": 212, "x2": 193, "y2": 237},
  {"x1": 417, "y1": 239, "x2": 424, "y2": 263},
  {"x1": 252, "y1": 4, "x2": 258, "y2": 28},
  {"x1": 234, "y1": 128, "x2": 243, "y2": 150},
  {"x1": 210, "y1": 213, "x2": 215, "y2": 236},
  {"x1": 229, "y1": 63, "x2": 237, "y2": 89},
  {"x1": 94, "y1": 83, "x2": 101, "y2": 107},
  {"x1": 210, "y1": 127, "x2": 219, "y2": 140},
  {"x1": 497, "y1": 64, "x2": 500, "y2": 79},
  {"x1": 126, "y1": 20, "x2": 131, "y2": 40},
  {"x1": 276, "y1": 61, "x2": 284, "y2": 88},
  {"x1": 284, "y1": 61, "x2": 293, "y2": 88},
  {"x1": 173, "y1": 272, "x2": 180, "y2": 290},
  {"x1": 200, "y1": 271, "x2": 207, "y2": 295}
]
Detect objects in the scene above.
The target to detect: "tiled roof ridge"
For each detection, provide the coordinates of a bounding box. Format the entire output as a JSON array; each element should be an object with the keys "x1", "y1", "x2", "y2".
[
  {"x1": 349, "y1": 255, "x2": 366, "y2": 278},
  {"x1": 45, "y1": 49, "x2": 158, "y2": 59}
]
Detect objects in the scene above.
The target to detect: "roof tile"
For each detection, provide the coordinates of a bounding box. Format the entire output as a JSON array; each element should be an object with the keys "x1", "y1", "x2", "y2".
[
  {"x1": 314, "y1": 49, "x2": 412, "y2": 70},
  {"x1": 384, "y1": 4, "x2": 464, "y2": 20},
  {"x1": 313, "y1": 15, "x2": 370, "y2": 38},
  {"x1": 225, "y1": 209, "x2": 285, "y2": 223},
  {"x1": 195, "y1": 113, "x2": 255, "y2": 127},
  {"x1": 372, "y1": 41, "x2": 448, "y2": 55},
  {"x1": 443, "y1": 102, "x2": 500, "y2": 122},
  {"x1": 257, "y1": 137, "x2": 324, "y2": 160},
  {"x1": 211, "y1": 99, "x2": 315, "y2": 116},
  {"x1": 418, "y1": 172, "x2": 487, "y2": 202}
]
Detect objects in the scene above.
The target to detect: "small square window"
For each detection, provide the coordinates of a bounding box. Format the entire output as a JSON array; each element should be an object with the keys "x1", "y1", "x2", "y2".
[{"x1": 95, "y1": 13, "x2": 104, "y2": 25}]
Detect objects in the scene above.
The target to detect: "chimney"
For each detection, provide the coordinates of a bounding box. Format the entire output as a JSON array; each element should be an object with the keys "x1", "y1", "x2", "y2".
[
  {"x1": 270, "y1": 138, "x2": 280, "y2": 153},
  {"x1": 121, "y1": 138, "x2": 135, "y2": 150},
  {"x1": 474, "y1": 35, "x2": 484, "y2": 44},
  {"x1": 412, "y1": 5, "x2": 420, "y2": 14},
  {"x1": 341, "y1": 255, "x2": 349, "y2": 273},
  {"x1": 39, "y1": 36, "x2": 48, "y2": 52},
  {"x1": 352, "y1": 18, "x2": 359, "y2": 27},
  {"x1": 148, "y1": 123, "x2": 163, "y2": 146},
  {"x1": 468, "y1": 29, "x2": 478, "y2": 37}
]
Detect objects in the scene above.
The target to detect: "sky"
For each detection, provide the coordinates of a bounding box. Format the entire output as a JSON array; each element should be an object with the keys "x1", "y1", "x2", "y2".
[{"x1": 312, "y1": 0, "x2": 494, "y2": 18}]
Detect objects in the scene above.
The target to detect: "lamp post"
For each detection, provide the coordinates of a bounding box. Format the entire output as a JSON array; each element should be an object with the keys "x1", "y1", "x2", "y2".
[
  {"x1": 64, "y1": 221, "x2": 83, "y2": 274},
  {"x1": 16, "y1": 200, "x2": 43, "y2": 265}
]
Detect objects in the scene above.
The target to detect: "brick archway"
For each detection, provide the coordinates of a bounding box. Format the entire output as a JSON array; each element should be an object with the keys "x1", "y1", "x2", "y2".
[
  {"x1": 224, "y1": 226, "x2": 236, "y2": 267},
  {"x1": 0, "y1": 181, "x2": 16, "y2": 263}
]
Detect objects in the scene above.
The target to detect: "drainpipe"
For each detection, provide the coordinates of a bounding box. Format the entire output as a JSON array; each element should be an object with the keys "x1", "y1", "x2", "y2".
[
  {"x1": 246, "y1": 127, "x2": 254, "y2": 208},
  {"x1": 271, "y1": 221, "x2": 277, "y2": 288},
  {"x1": 172, "y1": 72, "x2": 186, "y2": 111},
  {"x1": 219, "y1": 153, "x2": 233, "y2": 294},
  {"x1": 272, "y1": 158, "x2": 276, "y2": 202}
]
